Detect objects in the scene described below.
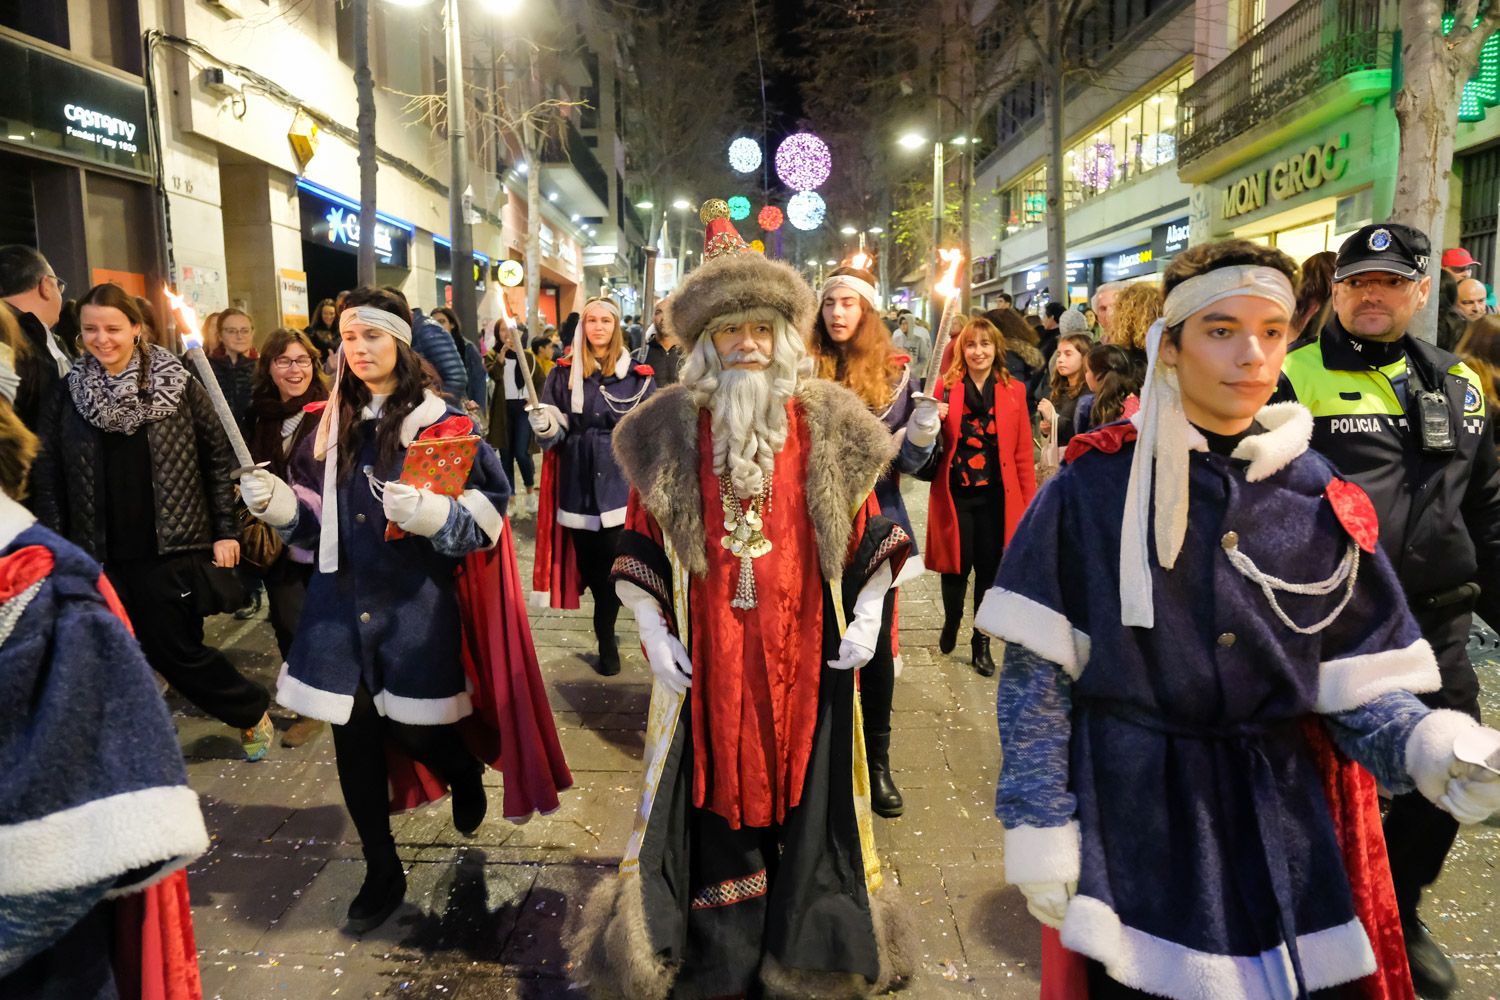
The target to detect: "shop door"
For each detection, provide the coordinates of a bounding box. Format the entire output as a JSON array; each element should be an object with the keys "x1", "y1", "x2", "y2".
[
  {"x1": 1459, "y1": 144, "x2": 1500, "y2": 282},
  {"x1": 0, "y1": 151, "x2": 37, "y2": 246}
]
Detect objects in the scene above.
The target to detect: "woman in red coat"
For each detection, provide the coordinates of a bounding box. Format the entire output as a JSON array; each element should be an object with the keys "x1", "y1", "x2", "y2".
[{"x1": 925, "y1": 317, "x2": 1037, "y2": 675}]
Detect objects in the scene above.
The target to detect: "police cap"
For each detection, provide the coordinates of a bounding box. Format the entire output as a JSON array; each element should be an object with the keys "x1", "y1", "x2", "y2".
[{"x1": 1333, "y1": 223, "x2": 1431, "y2": 282}]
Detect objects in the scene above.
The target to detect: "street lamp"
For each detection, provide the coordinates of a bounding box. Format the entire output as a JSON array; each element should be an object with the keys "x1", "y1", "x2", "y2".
[
  {"x1": 898, "y1": 130, "x2": 964, "y2": 333},
  {"x1": 839, "y1": 225, "x2": 858, "y2": 235},
  {"x1": 384, "y1": 0, "x2": 521, "y2": 344},
  {"x1": 672, "y1": 198, "x2": 692, "y2": 211}
]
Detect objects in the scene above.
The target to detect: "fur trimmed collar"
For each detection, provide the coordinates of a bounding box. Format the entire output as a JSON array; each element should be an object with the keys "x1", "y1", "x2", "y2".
[
  {"x1": 612, "y1": 380, "x2": 897, "y2": 579},
  {"x1": 1230, "y1": 402, "x2": 1313, "y2": 481}
]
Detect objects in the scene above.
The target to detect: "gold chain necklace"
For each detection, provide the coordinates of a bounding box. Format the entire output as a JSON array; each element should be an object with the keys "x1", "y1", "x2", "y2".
[{"x1": 719, "y1": 471, "x2": 773, "y2": 609}]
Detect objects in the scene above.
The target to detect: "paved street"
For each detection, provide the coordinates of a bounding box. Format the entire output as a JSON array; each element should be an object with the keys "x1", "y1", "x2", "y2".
[{"x1": 177, "y1": 482, "x2": 1500, "y2": 999}]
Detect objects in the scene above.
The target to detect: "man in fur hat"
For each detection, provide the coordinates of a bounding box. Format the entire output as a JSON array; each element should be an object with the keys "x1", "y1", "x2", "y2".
[{"x1": 565, "y1": 201, "x2": 915, "y2": 999}]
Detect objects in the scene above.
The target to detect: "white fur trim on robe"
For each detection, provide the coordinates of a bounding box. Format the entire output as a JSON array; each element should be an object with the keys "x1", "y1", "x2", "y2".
[
  {"x1": 1003, "y1": 821, "x2": 1081, "y2": 885},
  {"x1": 1316, "y1": 639, "x2": 1440, "y2": 713},
  {"x1": 974, "y1": 587, "x2": 1091, "y2": 680},
  {"x1": 1062, "y1": 895, "x2": 1375, "y2": 1000}
]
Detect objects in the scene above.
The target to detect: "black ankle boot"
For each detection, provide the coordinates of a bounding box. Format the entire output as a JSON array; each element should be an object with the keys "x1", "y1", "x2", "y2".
[
  {"x1": 451, "y1": 766, "x2": 488, "y2": 836},
  {"x1": 1404, "y1": 916, "x2": 1458, "y2": 998},
  {"x1": 595, "y1": 633, "x2": 621, "y2": 676},
  {"x1": 866, "y1": 730, "x2": 904, "y2": 818},
  {"x1": 939, "y1": 615, "x2": 960, "y2": 655},
  {"x1": 971, "y1": 632, "x2": 996, "y2": 677},
  {"x1": 347, "y1": 845, "x2": 406, "y2": 934}
]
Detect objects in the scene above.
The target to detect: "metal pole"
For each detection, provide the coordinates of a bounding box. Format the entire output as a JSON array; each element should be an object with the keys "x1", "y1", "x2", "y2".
[
  {"x1": 642, "y1": 247, "x2": 658, "y2": 333},
  {"x1": 878, "y1": 234, "x2": 890, "y2": 311},
  {"x1": 931, "y1": 139, "x2": 944, "y2": 334},
  {"x1": 446, "y1": 0, "x2": 477, "y2": 344}
]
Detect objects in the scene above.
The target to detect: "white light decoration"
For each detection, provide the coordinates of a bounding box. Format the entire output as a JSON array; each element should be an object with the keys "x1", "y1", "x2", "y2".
[
  {"x1": 775, "y1": 132, "x2": 831, "y2": 191},
  {"x1": 786, "y1": 191, "x2": 827, "y2": 232},
  {"x1": 728, "y1": 137, "x2": 762, "y2": 174}
]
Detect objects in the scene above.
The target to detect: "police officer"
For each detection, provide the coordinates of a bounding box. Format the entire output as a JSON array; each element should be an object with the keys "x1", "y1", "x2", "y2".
[{"x1": 1275, "y1": 222, "x2": 1500, "y2": 998}]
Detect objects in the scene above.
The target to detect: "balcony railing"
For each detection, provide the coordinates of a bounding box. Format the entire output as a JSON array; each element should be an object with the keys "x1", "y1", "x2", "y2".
[
  {"x1": 542, "y1": 118, "x2": 610, "y2": 207},
  {"x1": 1177, "y1": 0, "x2": 1392, "y2": 164}
]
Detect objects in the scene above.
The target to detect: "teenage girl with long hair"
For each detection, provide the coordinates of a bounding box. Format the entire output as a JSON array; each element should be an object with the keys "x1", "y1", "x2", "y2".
[
  {"x1": 240, "y1": 286, "x2": 512, "y2": 933},
  {"x1": 808, "y1": 264, "x2": 941, "y2": 818}
]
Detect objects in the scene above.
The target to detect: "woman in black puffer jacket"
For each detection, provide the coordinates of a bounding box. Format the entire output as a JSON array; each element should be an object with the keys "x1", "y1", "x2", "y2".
[{"x1": 32, "y1": 283, "x2": 273, "y2": 760}]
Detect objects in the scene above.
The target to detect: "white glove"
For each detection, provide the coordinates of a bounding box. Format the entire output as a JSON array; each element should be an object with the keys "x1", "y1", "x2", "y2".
[
  {"x1": 381, "y1": 481, "x2": 452, "y2": 537},
  {"x1": 827, "y1": 637, "x2": 875, "y2": 671},
  {"x1": 907, "y1": 394, "x2": 942, "y2": 447},
  {"x1": 1439, "y1": 726, "x2": 1500, "y2": 824},
  {"x1": 636, "y1": 604, "x2": 692, "y2": 695},
  {"x1": 1018, "y1": 881, "x2": 1076, "y2": 929},
  {"x1": 528, "y1": 406, "x2": 557, "y2": 437},
  {"x1": 239, "y1": 469, "x2": 297, "y2": 528},
  {"x1": 830, "y1": 563, "x2": 892, "y2": 670}
]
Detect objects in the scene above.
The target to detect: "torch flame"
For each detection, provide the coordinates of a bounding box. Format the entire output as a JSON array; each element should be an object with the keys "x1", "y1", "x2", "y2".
[
  {"x1": 164, "y1": 285, "x2": 205, "y2": 352},
  {"x1": 850, "y1": 250, "x2": 873, "y2": 271},
  {"x1": 934, "y1": 248, "x2": 963, "y2": 300}
]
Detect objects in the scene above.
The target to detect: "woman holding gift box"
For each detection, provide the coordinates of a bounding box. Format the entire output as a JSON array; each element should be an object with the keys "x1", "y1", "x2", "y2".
[{"x1": 239, "y1": 286, "x2": 516, "y2": 934}]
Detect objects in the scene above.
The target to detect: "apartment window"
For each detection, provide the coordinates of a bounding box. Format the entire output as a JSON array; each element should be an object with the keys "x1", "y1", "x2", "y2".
[
  {"x1": 1237, "y1": 0, "x2": 1266, "y2": 43},
  {"x1": 998, "y1": 66, "x2": 1192, "y2": 235}
]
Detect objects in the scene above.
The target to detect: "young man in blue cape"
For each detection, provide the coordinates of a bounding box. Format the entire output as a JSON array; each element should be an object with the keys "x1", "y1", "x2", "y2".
[{"x1": 979, "y1": 240, "x2": 1500, "y2": 1000}]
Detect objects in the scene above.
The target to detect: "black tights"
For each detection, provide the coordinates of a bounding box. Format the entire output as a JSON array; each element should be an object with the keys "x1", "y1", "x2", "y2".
[
  {"x1": 332, "y1": 684, "x2": 479, "y2": 854},
  {"x1": 570, "y1": 526, "x2": 622, "y2": 647},
  {"x1": 940, "y1": 487, "x2": 1005, "y2": 630}
]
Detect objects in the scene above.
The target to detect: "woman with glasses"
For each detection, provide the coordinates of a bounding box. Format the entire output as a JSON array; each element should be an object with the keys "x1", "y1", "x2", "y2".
[
  {"x1": 529, "y1": 296, "x2": 655, "y2": 675},
  {"x1": 245, "y1": 328, "x2": 329, "y2": 747},
  {"x1": 210, "y1": 308, "x2": 258, "y2": 435}
]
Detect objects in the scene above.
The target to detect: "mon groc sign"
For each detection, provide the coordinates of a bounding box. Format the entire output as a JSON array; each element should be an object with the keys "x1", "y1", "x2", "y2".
[
  {"x1": 1221, "y1": 133, "x2": 1351, "y2": 220},
  {"x1": 0, "y1": 33, "x2": 151, "y2": 175}
]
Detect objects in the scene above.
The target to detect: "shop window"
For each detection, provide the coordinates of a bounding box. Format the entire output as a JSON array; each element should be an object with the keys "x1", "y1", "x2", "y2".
[
  {"x1": 999, "y1": 65, "x2": 1192, "y2": 234},
  {"x1": 1459, "y1": 144, "x2": 1500, "y2": 277}
]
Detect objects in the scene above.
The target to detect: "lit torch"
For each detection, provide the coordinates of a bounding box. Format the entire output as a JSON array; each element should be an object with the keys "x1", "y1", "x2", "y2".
[
  {"x1": 922, "y1": 248, "x2": 964, "y2": 391},
  {"x1": 497, "y1": 290, "x2": 541, "y2": 408},
  {"x1": 165, "y1": 285, "x2": 260, "y2": 477},
  {"x1": 850, "y1": 250, "x2": 873, "y2": 272}
]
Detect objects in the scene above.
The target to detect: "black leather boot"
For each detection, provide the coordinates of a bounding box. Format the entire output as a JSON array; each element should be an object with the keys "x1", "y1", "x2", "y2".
[
  {"x1": 594, "y1": 604, "x2": 621, "y2": 676},
  {"x1": 346, "y1": 844, "x2": 406, "y2": 934},
  {"x1": 939, "y1": 576, "x2": 965, "y2": 654},
  {"x1": 866, "y1": 730, "x2": 904, "y2": 818},
  {"x1": 939, "y1": 616, "x2": 960, "y2": 655},
  {"x1": 1404, "y1": 916, "x2": 1458, "y2": 998},
  {"x1": 450, "y1": 765, "x2": 488, "y2": 836},
  {"x1": 971, "y1": 632, "x2": 996, "y2": 677}
]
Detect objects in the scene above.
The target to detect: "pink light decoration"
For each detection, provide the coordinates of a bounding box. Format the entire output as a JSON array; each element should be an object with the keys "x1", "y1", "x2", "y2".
[
  {"x1": 758, "y1": 205, "x2": 784, "y2": 231},
  {"x1": 774, "y1": 133, "x2": 832, "y2": 191}
]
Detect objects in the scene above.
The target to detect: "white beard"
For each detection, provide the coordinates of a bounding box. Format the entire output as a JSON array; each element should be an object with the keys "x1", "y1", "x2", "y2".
[{"x1": 710, "y1": 368, "x2": 789, "y2": 499}]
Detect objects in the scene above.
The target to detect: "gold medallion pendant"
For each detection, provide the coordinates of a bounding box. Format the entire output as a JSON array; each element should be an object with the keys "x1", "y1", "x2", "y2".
[{"x1": 719, "y1": 472, "x2": 773, "y2": 609}]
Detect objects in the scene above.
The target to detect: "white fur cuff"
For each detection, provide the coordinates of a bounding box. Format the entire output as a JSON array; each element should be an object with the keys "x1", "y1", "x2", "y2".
[
  {"x1": 1004, "y1": 821, "x2": 1081, "y2": 885},
  {"x1": 1316, "y1": 639, "x2": 1440, "y2": 713},
  {"x1": 1405, "y1": 709, "x2": 1481, "y2": 804},
  {"x1": 975, "y1": 587, "x2": 1090, "y2": 679}
]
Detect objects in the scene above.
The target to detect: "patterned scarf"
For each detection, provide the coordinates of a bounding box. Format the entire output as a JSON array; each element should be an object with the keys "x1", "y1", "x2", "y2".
[{"x1": 67, "y1": 345, "x2": 191, "y2": 435}]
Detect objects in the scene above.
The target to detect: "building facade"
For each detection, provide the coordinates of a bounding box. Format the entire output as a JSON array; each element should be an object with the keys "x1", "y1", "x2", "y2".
[
  {"x1": 970, "y1": 0, "x2": 1197, "y2": 309},
  {"x1": 1182, "y1": 0, "x2": 1500, "y2": 284},
  {"x1": 1, "y1": 0, "x2": 637, "y2": 342}
]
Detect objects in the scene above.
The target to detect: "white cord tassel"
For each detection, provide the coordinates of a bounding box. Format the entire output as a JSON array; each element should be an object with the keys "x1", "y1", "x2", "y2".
[{"x1": 1224, "y1": 537, "x2": 1359, "y2": 635}]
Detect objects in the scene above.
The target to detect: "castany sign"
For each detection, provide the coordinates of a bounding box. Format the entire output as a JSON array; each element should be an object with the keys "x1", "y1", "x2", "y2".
[
  {"x1": 1221, "y1": 133, "x2": 1351, "y2": 220},
  {"x1": 0, "y1": 34, "x2": 151, "y2": 175},
  {"x1": 63, "y1": 103, "x2": 138, "y2": 152}
]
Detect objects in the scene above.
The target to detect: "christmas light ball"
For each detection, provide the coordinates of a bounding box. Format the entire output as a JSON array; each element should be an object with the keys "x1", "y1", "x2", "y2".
[
  {"x1": 750, "y1": 239, "x2": 766, "y2": 254},
  {"x1": 699, "y1": 198, "x2": 731, "y2": 224},
  {"x1": 758, "y1": 205, "x2": 784, "y2": 231},
  {"x1": 775, "y1": 132, "x2": 831, "y2": 191},
  {"x1": 728, "y1": 138, "x2": 762, "y2": 174},
  {"x1": 727, "y1": 196, "x2": 752, "y2": 221},
  {"x1": 786, "y1": 191, "x2": 827, "y2": 232}
]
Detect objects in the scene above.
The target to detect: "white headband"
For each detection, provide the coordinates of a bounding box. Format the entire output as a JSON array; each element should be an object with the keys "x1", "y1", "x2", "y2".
[
  {"x1": 820, "y1": 275, "x2": 878, "y2": 308},
  {"x1": 1161, "y1": 265, "x2": 1295, "y2": 329},
  {"x1": 1118, "y1": 264, "x2": 1295, "y2": 629},
  {"x1": 571, "y1": 299, "x2": 628, "y2": 414},
  {"x1": 340, "y1": 305, "x2": 412, "y2": 345}
]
